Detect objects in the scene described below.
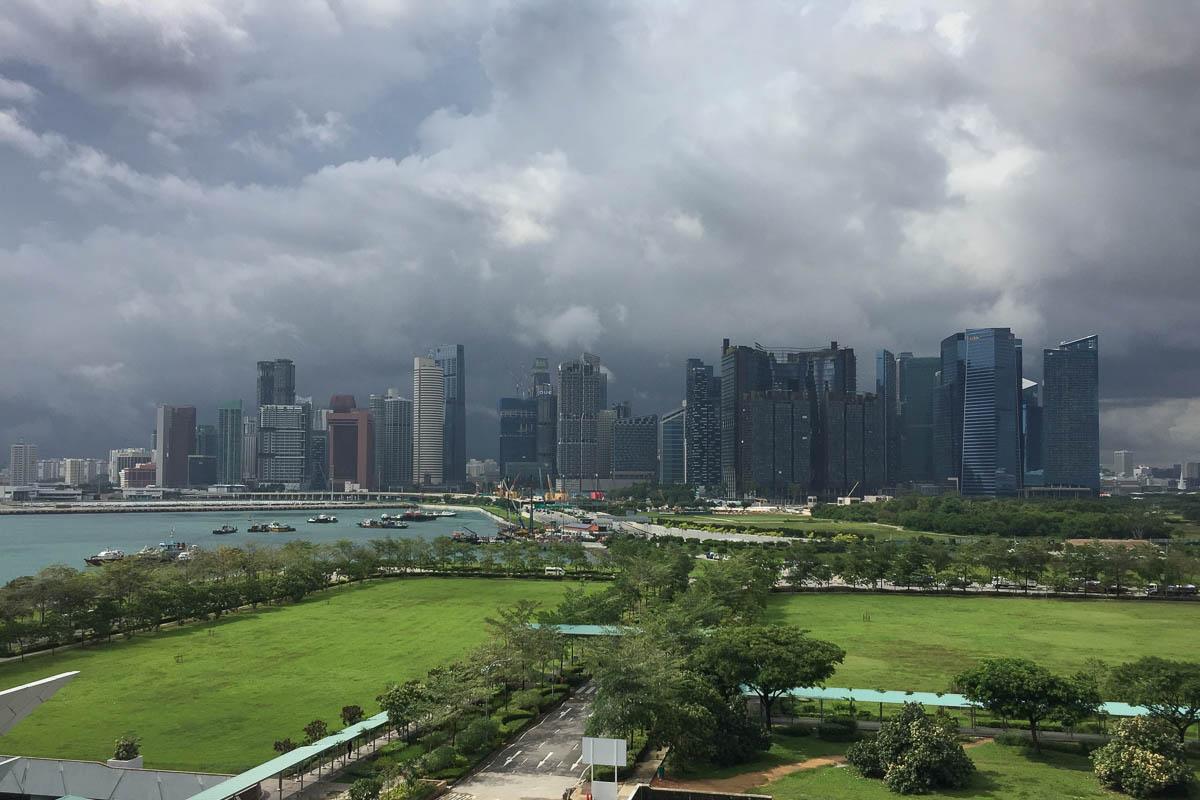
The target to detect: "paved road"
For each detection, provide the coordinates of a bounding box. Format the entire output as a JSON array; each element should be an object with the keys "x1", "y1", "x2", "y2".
[{"x1": 454, "y1": 684, "x2": 597, "y2": 800}]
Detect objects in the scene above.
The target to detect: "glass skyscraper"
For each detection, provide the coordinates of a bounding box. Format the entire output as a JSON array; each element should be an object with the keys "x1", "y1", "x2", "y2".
[
  {"x1": 960, "y1": 328, "x2": 1022, "y2": 497},
  {"x1": 898, "y1": 354, "x2": 939, "y2": 483},
  {"x1": 433, "y1": 344, "x2": 466, "y2": 486},
  {"x1": 1042, "y1": 335, "x2": 1099, "y2": 494},
  {"x1": 660, "y1": 406, "x2": 686, "y2": 485},
  {"x1": 216, "y1": 400, "x2": 243, "y2": 485},
  {"x1": 684, "y1": 358, "x2": 721, "y2": 488}
]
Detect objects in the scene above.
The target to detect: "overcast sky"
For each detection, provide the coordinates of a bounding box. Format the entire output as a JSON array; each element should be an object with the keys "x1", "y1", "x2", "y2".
[{"x1": 2, "y1": 1, "x2": 1199, "y2": 467}]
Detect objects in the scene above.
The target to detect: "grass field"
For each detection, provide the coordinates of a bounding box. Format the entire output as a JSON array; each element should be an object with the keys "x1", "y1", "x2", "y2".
[
  {"x1": 754, "y1": 740, "x2": 1200, "y2": 799},
  {"x1": 0, "y1": 577, "x2": 573, "y2": 773},
  {"x1": 765, "y1": 593, "x2": 1200, "y2": 690},
  {"x1": 658, "y1": 513, "x2": 958, "y2": 541}
]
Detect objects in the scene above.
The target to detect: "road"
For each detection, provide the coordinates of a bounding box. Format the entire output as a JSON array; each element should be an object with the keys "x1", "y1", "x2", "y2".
[{"x1": 453, "y1": 683, "x2": 597, "y2": 800}]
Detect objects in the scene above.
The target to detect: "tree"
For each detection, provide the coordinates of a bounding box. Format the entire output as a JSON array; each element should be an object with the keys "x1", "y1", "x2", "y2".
[
  {"x1": 113, "y1": 734, "x2": 140, "y2": 761},
  {"x1": 846, "y1": 703, "x2": 974, "y2": 794},
  {"x1": 1092, "y1": 717, "x2": 1191, "y2": 798},
  {"x1": 1109, "y1": 657, "x2": 1200, "y2": 742},
  {"x1": 273, "y1": 738, "x2": 297, "y2": 753},
  {"x1": 378, "y1": 680, "x2": 429, "y2": 742},
  {"x1": 956, "y1": 658, "x2": 1098, "y2": 753},
  {"x1": 341, "y1": 705, "x2": 365, "y2": 727},
  {"x1": 348, "y1": 777, "x2": 383, "y2": 800},
  {"x1": 696, "y1": 624, "x2": 845, "y2": 729},
  {"x1": 303, "y1": 719, "x2": 329, "y2": 744}
]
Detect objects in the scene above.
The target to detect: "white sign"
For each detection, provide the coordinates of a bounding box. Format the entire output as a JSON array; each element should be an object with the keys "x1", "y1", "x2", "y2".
[{"x1": 581, "y1": 736, "x2": 626, "y2": 767}]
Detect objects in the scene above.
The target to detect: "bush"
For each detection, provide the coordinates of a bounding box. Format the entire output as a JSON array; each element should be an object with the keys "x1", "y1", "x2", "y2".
[
  {"x1": 846, "y1": 704, "x2": 974, "y2": 795},
  {"x1": 1092, "y1": 717, "x2": 1192, "y2": 798},
  {"x1": 817, "y1": 715, "x2": 860, "y2": 742},
  {"x1": 113, "y1": 734, "x2": 140, "y2": 761},
  {"x1": 348, "y1": 777, "x2": 383, "y2": 800},
  {"x1": 994, "y1": 732, "x2": 1027, "y2": 748},
  {"x1": 416, "y1": 745, "x2": 458, "y2": 776},
  {"x1": 775, "y1": 723, "x2": 813, "y2": 738},
  {"x1": 458, "y1": 716, "x2": 500, "y2": 756},
  {"x1": 514, "y1": 689, "x2": 543, "y2": 713}
]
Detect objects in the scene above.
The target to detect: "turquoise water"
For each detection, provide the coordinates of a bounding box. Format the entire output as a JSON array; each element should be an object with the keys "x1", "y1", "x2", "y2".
[{"x1": 0, "y1": 508, "x2": 498, "y2": 584}]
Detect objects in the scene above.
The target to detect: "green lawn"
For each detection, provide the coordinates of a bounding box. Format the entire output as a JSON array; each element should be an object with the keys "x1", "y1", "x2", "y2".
[
  {"x1": 765, "y1": 593, "x2": 1200, "y2": 691},
  {"x1": 0, "y1": 577, "x2": 572, "y2": 773},
  {"x1": 680, "y1": 732, "x2": 847, "y2": 780},
  {"x1": 752, "y1": 741, "x2": 1200, "y2": 799},
  {"x1": 658, "y1": 514, "x2": 958, "y2": 541}
]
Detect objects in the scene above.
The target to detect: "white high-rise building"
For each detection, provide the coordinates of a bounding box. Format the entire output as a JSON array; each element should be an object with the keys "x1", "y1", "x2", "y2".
[
  {"x1": 109, "y1": 448, "x2": 152, "y2": 482},
  {"x1": 62, "y1": 458, "x2": 87, "y2": 486},
  {"x1": 9, "y1": 442, "x2": 37, "y2": 486},
  {"x1": 1113, "y1": 450, "x2": 1134, "y2": 478},
  {"x1": 413, "y1": 357, "x2": 444, "y2": 487}
]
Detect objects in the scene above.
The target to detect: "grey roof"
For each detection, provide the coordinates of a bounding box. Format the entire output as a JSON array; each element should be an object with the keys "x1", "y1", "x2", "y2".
[
  {"x1": 529, "y1": 624, "x2": 627, "y2": 636},
  {"x1": 0, "y1": 672, "x2": 78, "y2": 736},
  {"x1": 0, "y1": 757, "x2": 231, "y2": 800}
]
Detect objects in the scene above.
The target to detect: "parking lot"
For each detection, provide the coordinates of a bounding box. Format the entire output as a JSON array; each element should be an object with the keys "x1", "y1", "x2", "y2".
[{"x1": 453, "y1": 684, "x2": 597, "y2": 800}]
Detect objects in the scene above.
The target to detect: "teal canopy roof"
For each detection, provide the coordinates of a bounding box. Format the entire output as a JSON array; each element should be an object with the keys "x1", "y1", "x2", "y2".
[{"x1": 776, "y1": 686, "x2": 1148, "y2": 717}]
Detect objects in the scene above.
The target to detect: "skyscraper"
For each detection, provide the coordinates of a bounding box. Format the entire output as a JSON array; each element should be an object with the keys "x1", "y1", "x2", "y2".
[
  {"x1": 258, "y1": 404, "x2": 307, "y2": 487},
  {"x1": 596, "y1": 409, "x2": 617, "y2": 480},
  {"x1": 155, "y1": 405, "x2": 196, "y2": 488},
  {"x1": 109, "y1": 448, "x2": 152, "y2": 483},
  {"x1": 557, "y1": 354, "x2": 606, "y2": 487},
  {"x1": 328, "y1": 395, "x2": 375, "y2": 490},
  {"x1": 195, "y1": 424, "x2": 218, "y2": 458},
  {"x1": 371, "y1": 392, "x2": 413, "y2": 490},
  {"x1": 897, "y1": 354, "x2": 939, "y2": 483},
  {"x1": 433, "y1": 344, "x2": 466, "y2": 486},
  {"x1": 241, "y1": 416, "x2": 258, "y2": 483},
  {"x1": 684, "y1": 358, "x2": 721, "y2": 488},
  {"x1": 498, "y1": 396, "x2": 537, "y2": 474},
  {"x1": 216, "y1": 400, "x2": 243, "y2": 485},
  {"x1": 876, "y1": 349, "x2": 898, "y2": 485},
  {"x1": 535, "y1": 380, "x2": 557, "y2": 477},
  {"x1": 613, "y1": 414, "x2": 659, "y2": 483},
  {"x1": 740, "y1": 391, "x2": 814, "y2": 499},
  {"x1": 660, "y1": 407, "x2": 686, "y2": 485},
  {"x1": 1042, "y1": 335, "x2": 1100, "y2": 494},
  {"x1": 826, "y1": 393, "x2": 886, "y2": 496},
  {"x1": 256, "y1": 359, "x2": 296, "y2": 407},
  {"x1": 413, "y1": 358, "x2": 445, "y2": 487},
  {"x1": 720, "y1": 341, "x2": 773, "y2": 495},
  {"x1": 9, "y1": 442, "x2": 38, "y2": 486},
  {"x1": 933, "y1": 333, "x2": 966, "y2": 485},
  {"x1": 1022, "y1": 380, "x2": 1043, "y2": 476},
  {"x1": 1113, "y1": 450, "x2": 1134, "y2": 478},
  {"x1": 960, "y1": 328, "x2": 1023, "y2": 497}
]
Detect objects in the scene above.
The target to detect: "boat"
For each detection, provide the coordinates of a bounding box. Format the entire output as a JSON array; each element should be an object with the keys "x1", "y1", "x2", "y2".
[
  {"x1": 402, "y1": 510, "x2": 436, "y2": 522},
  {"x1": 248, "y1": 523, "x2": 267, "y2": 533},
  {"x1": 84, "y1": 549, "x2": 125, "y2": 566},
  {"x1": 132, "y1": 545, "x2": 160, "y2": 559},
  {"x1": 358, "y1": 518, "x2": 407, "y2": 529},
  {"x1": 307, "y1": 514, "x2": 338, "y2": 524},
  {"x1": 176, "y1": 548, "x2": 195, "y2": 562},
  {"x1": 212, "y1": 524, "x2": 238, "y2": 535},
  {"x1": 358, "y1": 518, "x2": 382, "y2": 529},
  {"x1": 429, "y1": 509, "x2": 457, "y2": 518},
  {"x1": 451, "y1": 526, "x2": 480, "y2": 543},
  {"x1": 266, "y1": 521, "x2": 296, "y2": 532}
]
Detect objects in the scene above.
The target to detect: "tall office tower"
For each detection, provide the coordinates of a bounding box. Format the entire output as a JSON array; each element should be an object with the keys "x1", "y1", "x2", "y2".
[
  {"x1": 720, "y1": 341, "x2": 773, "y2": 496},
  {"x1": 660, "y1": 407, "x2": 686, "y2": 485},
  {"x1": 241, "y1": 416, "x2": 259, "y2": 483},
  {"x1": 611, "y1": 401, "x2": 632, "y2": 420},
  {"x1": 613, "y1": 414, "x2": 659, "y2": 483},
  {"x1": 413, "y1": 358, "x2": 445, "y2": 487},
  {"x1": 371, "y1": 392, "x2": 413, "y2": 490},
  {"x1": 556, "y1": 354, "x2": 606, "y2": 486},
  {"x1": 433, "y1": 344, "x2": 466, "y2": 486},
  {"x1": 498, "y1": 397, "x2": 537, "y2": 474},
  {"x1": 826, "y1": 394, "x2": 886, "y2": 496},
  {"x1": 328, "y1": 395, "x2": 375, "y2": 490},
  {"x1": 1113, "y1": 450, "x2": 1134, "y2": 478},
  {"x1": 1021, "y1": 381, "x2": 1043, "y2": 476},
  {"x1": 535, "y1": 384, "x2": 557, "y2": 476},
  {"x1": 897, "y1": 354, "x2": 939, "y2": 483},
  {"x1": 187, "y1": 455, "x2": 217, "y2": 488},
  {"x1": 257, "y1": 404, "x2": 307, "y2": 487},
  {"x1": 216, "y1": 401, "x2": 244, "y2": 485},
  {"x1": 876, "y1": 349, "x2": 898, "y2": 485},
  {"x1": 1042, "y1": 335, "x2": 1100, "y2": 494},
  {"x1": 596, "y1": 409, "x2": 617, "y2": 479},
  {"x1": 933, "y1": 333, "x2": 967, "y2": 485},
  {"x1": 154, "y1": 405, "x2": 196, "y2": 487},
  {"x1": 256, "y1": 358, "x2": 296, "y2": 408},
  {"x1": 531, "y1": 357, "x2": 551, "y2": 389},
  {"x1": 37, "y1": 459, "x2": 61, "y2": 482},
  {"x1": 959, "y1": 328, "x2": 1023, "y2": 497},
  {"x1": 195, "y1": 424, "x2": 218, "y2": 458},
  {"x1": 740, "y1": 391, "x2": 814, "y2": 500},
  {"x1": 109, "y1": 448, "x2": 152, "y2": 483},
  {"x1": 685, "y1": 359, "x2": 722, "y2": 488},
  {"x1": 308, "y1": 431, "x2": 328, "y2": 490}
]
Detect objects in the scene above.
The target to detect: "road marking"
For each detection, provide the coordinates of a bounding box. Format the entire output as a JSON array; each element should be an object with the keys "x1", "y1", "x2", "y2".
[
  {"x1": 571, "y1": 755, "x2": 583, "y2": 769},
  {"x1": 503, "y1": 751, "x2": 522, "y2": 767},
  {"x1": 537, "y1": 752, "x2": 554, "y2": 770}
]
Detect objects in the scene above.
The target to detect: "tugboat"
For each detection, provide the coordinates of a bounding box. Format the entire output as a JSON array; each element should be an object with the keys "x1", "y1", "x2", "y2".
[
  {"x1": 358, "y1": 518, "x2": 382, "y2": 529},
  {"x1": 248, "y1": 523, "x2": 268, "y2": 533},
  {"x1": 212, "y1": 524, "x2": 238, "y2": 535},
  {"x1": 84, "y1": 549, "x2": 125, "y2": 566},
  {"x1": 451, "y1": 526, "x2": 480, "y2": 544},
  {"x1": 402, "y1": 510, "x2": 436, "y2": 522},
  {"x1": 307, "y1": 514, "x2": 338, "y2": 524},
  {"x1": 266, "y1": 521, "x2": 296, "y2": 532}
]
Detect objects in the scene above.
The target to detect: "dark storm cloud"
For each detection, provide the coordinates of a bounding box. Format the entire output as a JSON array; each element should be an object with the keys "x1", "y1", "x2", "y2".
[{"x1": 1, "y1": 0, "x2": 1199, "y2": 466}]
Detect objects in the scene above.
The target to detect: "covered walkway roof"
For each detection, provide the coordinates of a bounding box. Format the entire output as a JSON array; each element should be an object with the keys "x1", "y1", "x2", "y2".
[{"x1": 776, "y1": 686, "x2": 1149, "y2": 717}]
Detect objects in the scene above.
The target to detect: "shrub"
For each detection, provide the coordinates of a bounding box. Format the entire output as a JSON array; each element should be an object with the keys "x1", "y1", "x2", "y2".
[
  {"x1": 348, "y1": 777, "x2": 383, "y2": 800},
  {"x1": 303, "y1": 719, "x2": 329, "y2": 744},
  {"x1": 458, "y1": 716, "x2": 500, "y2": 756},
  {"x1": 846, "y1": 703, "x2": 974, "y2": 795},
  {"x1": 113, "y1": 734, "x2": 140, "y2": 761},
  {"x1": 342, "y1": 705, "x2": 366, "y2": 727},
  {"x1": 776, "y1": 723, "x2": 813, "y2": 738},
  {"x1": 514, "y1": 689, "x2": 543, "y2": 713},
  {"x1": 416, "y1": 745, "x2": 458, "y2": 776},
  {"x1": 273, "y1": 738, "x2": 297, "y2": 753},
  {"x1": 817, "y1": 715, "x2": 860, "y2": 742},
  {"x1": 1092, "y1": 717, "x2": 1191, "y2": 798},
  {"x1": 994, "y1": 732, "x2": 1026, "y2": 748}
]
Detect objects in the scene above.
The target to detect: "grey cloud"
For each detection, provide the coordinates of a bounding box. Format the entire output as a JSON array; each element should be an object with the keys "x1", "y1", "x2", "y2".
[{"x1": 1, "y1": 1, "x2": 1199, "y2": 465}]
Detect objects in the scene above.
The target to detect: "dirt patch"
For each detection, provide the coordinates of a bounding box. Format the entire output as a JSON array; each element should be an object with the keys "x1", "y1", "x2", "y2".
[
  {"x1": 655, "y1": 756, "x2": 848, "y2": 794},
  {"x1": 963, "y1": 737, "x2": 993, "y2": 749}
]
